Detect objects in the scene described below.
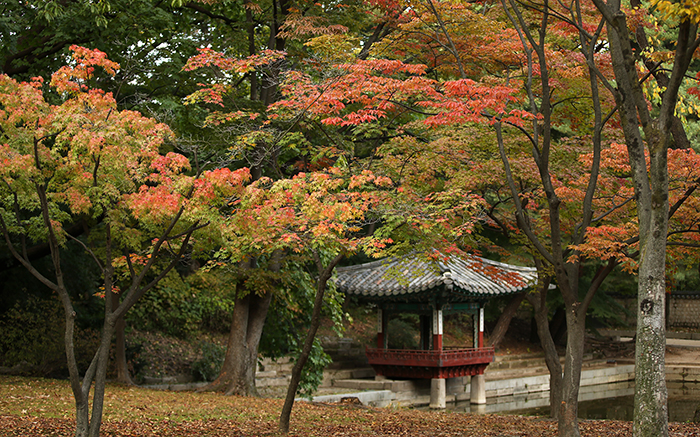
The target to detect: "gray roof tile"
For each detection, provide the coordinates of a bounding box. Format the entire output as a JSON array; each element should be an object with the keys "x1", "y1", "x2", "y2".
[{"x1": 335, "y1": 253, "x2": 536, "y2": 302}]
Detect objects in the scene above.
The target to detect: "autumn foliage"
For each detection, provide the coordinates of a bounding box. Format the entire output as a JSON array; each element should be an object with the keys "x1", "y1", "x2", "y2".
[{"x1": 0, "y1": 46, "x2": 253, "y2": 437}]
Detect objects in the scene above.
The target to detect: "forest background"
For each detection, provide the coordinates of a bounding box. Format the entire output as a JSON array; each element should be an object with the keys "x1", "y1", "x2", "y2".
[{"x1": 1, "y1": 1, "x2": 700, "y2": 437}]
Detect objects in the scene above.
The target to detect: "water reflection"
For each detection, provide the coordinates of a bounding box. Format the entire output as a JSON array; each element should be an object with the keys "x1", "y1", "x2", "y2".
[{"x1": 443, "y1": 382, "x2": 700, "y2": 422}]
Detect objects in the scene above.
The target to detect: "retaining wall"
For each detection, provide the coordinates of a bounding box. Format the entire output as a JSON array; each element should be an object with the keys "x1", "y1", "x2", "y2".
[{"x1": 669, "y1": 295, "x2": 700, "y2": 329}]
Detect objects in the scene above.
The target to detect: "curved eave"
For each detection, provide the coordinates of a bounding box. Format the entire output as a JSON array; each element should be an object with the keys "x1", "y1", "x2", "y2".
[{"x1": 336, "y1": 253, "x2": 537, "y2": 304}]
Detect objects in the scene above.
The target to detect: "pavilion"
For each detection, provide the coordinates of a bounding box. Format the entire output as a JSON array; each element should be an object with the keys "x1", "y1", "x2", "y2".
[{"x1": 334, "y1": 252, "x2": 537, "y2": 408}]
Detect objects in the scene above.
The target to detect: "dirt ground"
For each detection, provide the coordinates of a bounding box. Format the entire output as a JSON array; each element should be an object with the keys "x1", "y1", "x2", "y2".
[{"x1": 666, "y1": 344, "x2": 700, "y2": 365}]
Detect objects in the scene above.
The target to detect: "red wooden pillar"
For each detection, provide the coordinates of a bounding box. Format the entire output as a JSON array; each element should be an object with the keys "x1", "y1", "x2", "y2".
[{"x1": 432, "y1": 308, "x2": 443, "y2": 351}]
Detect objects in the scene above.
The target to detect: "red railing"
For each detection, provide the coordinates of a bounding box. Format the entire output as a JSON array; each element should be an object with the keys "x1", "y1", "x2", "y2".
[
  {"x1": 365, "y1": 347, "x2": 495, "y2": 379},
  {"x1": 365, "y1": 347, "x2": 494, "y2": 367}
]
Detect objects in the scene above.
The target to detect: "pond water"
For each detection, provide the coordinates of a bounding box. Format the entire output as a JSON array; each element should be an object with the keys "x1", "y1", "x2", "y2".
[{"x1": 442, "y1": 382, "x2": 700, "y2": 422}]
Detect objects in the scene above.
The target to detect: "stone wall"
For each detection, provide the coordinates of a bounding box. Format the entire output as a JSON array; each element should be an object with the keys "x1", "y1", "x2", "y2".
[
  {"x1": 668, "y1": 294, "x2": 700, "y2": 330},
  {"x1": 612, "y1": 292, "x2": 700, "y2": 330}
]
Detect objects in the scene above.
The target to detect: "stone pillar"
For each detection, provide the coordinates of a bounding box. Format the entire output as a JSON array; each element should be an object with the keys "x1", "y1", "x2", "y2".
[
  {"x1": 432, "y1": 308, "x2": 443, "y2": 351},
  {"x1": 470, "y1": 374, "x2": 486, "y2": 404},
  {"x1": 430, "y1": 378, "x2": 446, "y2": 409}
]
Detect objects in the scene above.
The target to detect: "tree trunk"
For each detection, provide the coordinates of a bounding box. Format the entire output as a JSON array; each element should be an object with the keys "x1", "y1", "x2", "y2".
[
  {"x1": 558, "y1": 307, "x2": 585, "y2": 437},
  {"x1": 88, "y1": 322, "x2": 116, "y2": 437},
  {"x1": 599, "y1": 4, "x2": 674, "y2": 434},
  {"x1": 111, "y1": 292, "x2": 133, "y2": 385},
  {"x1": 488, "y1": 291, "x2": 525, "y2": 348},
  {"x1": 245, "y1": 3, "x2": 258, "y2": 101},
  {"x1": 526, "y1": 287, "x2": 563, "y2": 421},
  {"x1": 66, "y1": 297, "x2": 90, "y2": 437},
  {"x1": 633, "y1": 222, "x2": 669, "y2": 436},
  {"x1": 75, "y1": 398, "x2": 89, "y2": 437},
  {"x1": 64, "y1": 290, "x2": 117, "y2": 437},
  {"x1": 203, "y1": 291, "x2": 273, "y2": 395},
  {"x1": 279, "y1": 251, "x2": 344, "y2": 434}
]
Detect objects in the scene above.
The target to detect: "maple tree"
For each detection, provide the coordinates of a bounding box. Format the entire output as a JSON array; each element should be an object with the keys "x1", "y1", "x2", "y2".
[
  {"x1": 0, "y1": 47, "x2": 249, "y2": 437},
  {"x1": 228, "y1": 168, "x2": 392, "y2": 433},
  {"x1": 220, "y1": 164, "x2": 480, "y2": 434},
  {"x1": 174, "y1": 0, "x2": 370, "y2": 396},
  {"x1": 264, "y1": 2, "x2": 700, "y2": 437},
  {"x1": 177, "y1": 0, "x2": 404, "y2": 396},
  {"x1": 563, "y1": 1, "x2": 700, "y2": 435}
]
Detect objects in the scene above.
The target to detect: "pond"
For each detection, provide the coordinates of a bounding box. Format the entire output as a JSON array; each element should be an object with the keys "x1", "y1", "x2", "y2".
[{"x1": 441, "y1": 381, "x2": 700, "y2": 422}]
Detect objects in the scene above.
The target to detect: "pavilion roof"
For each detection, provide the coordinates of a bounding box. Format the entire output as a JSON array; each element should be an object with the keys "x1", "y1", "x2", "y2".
[{"x1": 335, "y1": 253, "x2": 537, "y2": 303}]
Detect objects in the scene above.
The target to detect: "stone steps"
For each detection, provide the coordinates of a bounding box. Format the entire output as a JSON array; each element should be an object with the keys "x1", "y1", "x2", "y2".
[
  {"x1": 485, "y1": 353, "x2": 598, "y2": 380},
  {"x1": 322, "y1": 367, "x2": 375, "y2": 387},
  {"x1": 308, "y1": 390, "x2": 396, "y2": 408},
  {"x1": 667, "y1": 364, "x2": 700, "y2": 383}
]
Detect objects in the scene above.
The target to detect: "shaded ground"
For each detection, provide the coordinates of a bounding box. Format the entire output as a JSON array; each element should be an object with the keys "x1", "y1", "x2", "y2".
[
  {"x1": 1, "y1": 376, "x2": 699, "y2": 436},
  {"x1": 666, "y1": 344, "x2": 700, "y2": 365}
]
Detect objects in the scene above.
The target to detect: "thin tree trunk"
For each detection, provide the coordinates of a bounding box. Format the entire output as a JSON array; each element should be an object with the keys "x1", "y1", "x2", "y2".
[
  {"x1": 111, "y1": 292, "x2": 133, "y2": 385},
  {"x1": 558, "y1": 308, "x2": 585, "y2": 437},
  {"x1": 245, "y1": 2, "x2": 258, "y2": 101},
  {"x1": 526, "y1": 283, "x2": 563, "y2": 421},
  {"x1": 279, "y1": 251, "x2": 344, "y2": 434},
  {"x1": 488, "y1": 291, "x2": 526, "y2": 348},
  {"x1": 88, "y1": 322, "x2": 115, "y2": 437},
  {"x1": 66, "y1": 293, "x2": 90, "y2": 437}
]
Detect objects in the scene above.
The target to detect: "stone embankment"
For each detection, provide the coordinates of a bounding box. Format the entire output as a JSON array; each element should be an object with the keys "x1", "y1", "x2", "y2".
[
  {"x1": 141, "y1": 331, "x2": 700, "y2": 411},
  {"x1": 307, "y1": 331, "x2": 700, "y2": 409}
]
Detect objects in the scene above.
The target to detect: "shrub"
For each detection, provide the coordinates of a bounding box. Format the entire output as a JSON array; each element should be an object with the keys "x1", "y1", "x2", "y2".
[
  {"x1": 127, "y1": 272, "x2": 234, "y2": 338},
  {"x1": 387, "y1": 316, "x2": 419, "y2": 349},
  {"x1": 0, "y1": 296, "x2": 99, "y2": 377},
  {"x1": 191, "y1": 341, "x2": 225, "y2": 382},
  {"x1": 296, "y1": 338, "x2": 332, "y2": 399}
]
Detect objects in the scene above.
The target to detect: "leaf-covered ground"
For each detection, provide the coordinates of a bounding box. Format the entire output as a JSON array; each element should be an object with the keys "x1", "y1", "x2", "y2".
[{"x1": 1, "y1": 376, "x2": 699, "y2": 437}]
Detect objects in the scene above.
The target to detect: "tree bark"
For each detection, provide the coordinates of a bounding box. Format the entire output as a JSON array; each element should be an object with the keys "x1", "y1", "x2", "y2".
[
  {"x1": 558, "y1": 307, "x2": 585, "y2": 437},
  {"x1": 488, "y1": 291, "x2": 526, "y2": 348},
  {"x1": 202, "y1": 290, "x2": 273, "y2": 395},
  {"x1": 526, "y1": 282, "x2": 563, "y2": 421},
  {"x1": 279, "y1": 251, "x2": 344, "y2": 434},
  {"x1": 634, "y1": 246, "x2": 669, "y2": 436},
  {"x1": 111, "y1": 292, "x2": 133, "y2": 385}
]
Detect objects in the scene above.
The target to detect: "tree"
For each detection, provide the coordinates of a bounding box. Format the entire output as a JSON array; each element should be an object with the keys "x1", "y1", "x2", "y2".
[
  {"x1": 233, "y1": 169, "x2": 392, "y2": 433},
  {"x1": 0, "y1": 0, "x2": 246, "y2": 386},
  {"x1": 267, "y1": 3, "x2": 700, "y2": 436},
  {"x1": 223, "y1": 165, "x2": 472, "y2": 433},
  {"x1": 0, "y1": 47, "x2": 249, "y2": 437},
  {"x1": 178, "y1": 0, "x2": 391, "y2": 393},
  {"x1": 549, "y1": 1, "x2": 700, "y2": 434}
]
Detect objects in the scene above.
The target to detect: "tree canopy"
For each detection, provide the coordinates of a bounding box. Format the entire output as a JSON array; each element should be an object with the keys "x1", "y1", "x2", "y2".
[{"x1": 3, "y1": 1, "x2": 700, "y2": 437}]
